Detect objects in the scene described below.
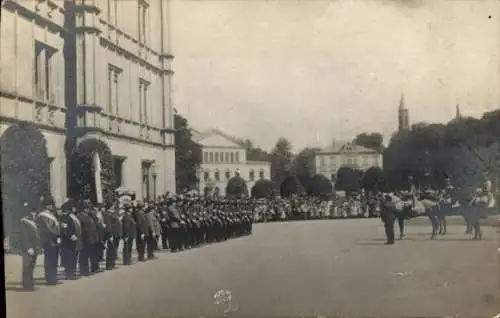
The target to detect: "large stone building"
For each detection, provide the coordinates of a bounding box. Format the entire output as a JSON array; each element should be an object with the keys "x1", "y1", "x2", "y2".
[
  {"x1": 315, "y1": 141, "x2": 383, "y2": 181},
  {"x1": 192, "y1": 128, "x2": 271, "y2": 197},
  {"x1": 1, "y1": 0, "x2": 175, "y2": 245}
]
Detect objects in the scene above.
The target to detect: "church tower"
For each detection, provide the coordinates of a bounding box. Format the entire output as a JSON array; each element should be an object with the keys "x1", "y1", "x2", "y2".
[
  {"x1": 398, "y1": 92, "x2": 410, "y2": 131},
  {"x1": 455, "y1": 104, "x2": 462, "y2": 120}
]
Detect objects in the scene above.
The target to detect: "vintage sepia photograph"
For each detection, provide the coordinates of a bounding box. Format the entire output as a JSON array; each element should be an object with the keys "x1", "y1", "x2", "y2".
[{"x1": 1, "y1": 0, "x2": 499, "y2": 317}]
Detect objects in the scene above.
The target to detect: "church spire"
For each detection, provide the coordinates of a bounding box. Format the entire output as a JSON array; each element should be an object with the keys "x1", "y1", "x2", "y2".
[
  {"x1": 398, "y1": 91, "x2": 406, "y2": 110},
  {"x1": 398, "y1": 91, "x2": 409, "y2": 131},
  {"x1": 455, "y1": 104, "x2": 462, "y2": 120}
]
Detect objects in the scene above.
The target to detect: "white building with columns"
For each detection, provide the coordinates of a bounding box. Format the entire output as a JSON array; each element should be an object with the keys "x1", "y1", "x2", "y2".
[
  {"x1": 1, "y1": 0, "x2": 176, "y2": 245},
  {"x1": 192, "y1": 128, "x2": 271, "y2": 197}
]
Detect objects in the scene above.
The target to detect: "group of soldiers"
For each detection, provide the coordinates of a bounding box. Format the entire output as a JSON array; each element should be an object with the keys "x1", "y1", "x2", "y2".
[{"x1": 18, "y1": 194, "x2": 254, "y2": 291}]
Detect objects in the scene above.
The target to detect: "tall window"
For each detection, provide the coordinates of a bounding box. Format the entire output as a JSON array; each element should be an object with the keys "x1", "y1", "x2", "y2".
[
  {"x1": 209, "y1": 152, "x2": 214, "y2": 163},
  {"x1": 138, "y1": 0, "x2": 148, "y2": 44},
  {"x1": 139, "y1": 78, "x2": 149, "y2": 124},
  {"x1": 112, "y1": 157, "x2": 124, "y2": 187},
  {"x1": 249, "y1": 170, "x2": 255, "y2": 181},
  {"x1": 34, "y1": 41, "x2": 55, "y2": 101},
  {"x1": 141, "y1": 161, "x2": 151, "y2": 201},
  {"x1": 214, "y1": 152, "x2": 219, "y2": 163},
  {"x1": 235, "y1": 152, "x2": 240, "y2": 163},
  {"x1": 203, "y1": 152, "x2": 208, "y2": 164},
  {"x1": 107, "y1": 65, "x2": 121, "y2": 114},
  {"x1": 230, "y1": 152, "x2": 235, "y2": 163},
  {"x1": 225, "y1": 152, "x2": 229, "y2": 163},
  {"x1": 220, "y1": 152, "x2": 224, "y2": 163}
]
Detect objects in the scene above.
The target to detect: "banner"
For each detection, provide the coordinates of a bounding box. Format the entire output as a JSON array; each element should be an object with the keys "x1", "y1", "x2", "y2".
[{"x1": 93, "y1": 152, "x2": 103, "y2": 204}]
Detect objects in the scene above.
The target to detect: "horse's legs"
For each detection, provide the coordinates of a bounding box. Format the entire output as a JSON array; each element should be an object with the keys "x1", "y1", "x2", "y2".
[
  {"x1": 428, "y1": 214, "x2": 438, "y2": 240},
  {"x1": 396, "y1": 214, "x2": 405, "y2": 240},
  {"x1": 439, "y1": 215, "x2": 447, "y2": 235}
]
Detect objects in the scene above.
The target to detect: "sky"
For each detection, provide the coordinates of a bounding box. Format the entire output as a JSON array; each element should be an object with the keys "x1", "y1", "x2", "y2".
[{"x1": 170, "y1": 0, "x2": 499, "y2": 151}]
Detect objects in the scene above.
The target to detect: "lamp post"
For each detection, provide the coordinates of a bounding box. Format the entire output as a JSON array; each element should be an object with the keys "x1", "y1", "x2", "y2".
[{"x1": 151, "y1": 164, "x2": 158, "y2": 201}]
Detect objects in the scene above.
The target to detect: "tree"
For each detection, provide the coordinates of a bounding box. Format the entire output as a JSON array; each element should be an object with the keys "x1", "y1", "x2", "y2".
[
  {"x1": 270, "y1": 137, "x2": 293, "y2": 183},
  {"x1": 291, "y1": 147, "x2": 319, "y2": 191},
  {"x1": 307, "y1": 174, "x2": 333, "y2": 196},
  {"x1": 234, "y1": 137, "x2": 270, "y2": 162},
  {"x1": 335, "y1": 167, "x2": 362, "y2": 193},
  {"x1": 280, "y1": 175, "x2": 304, "y2": 198},
  {"x1": 360, "y1": 166, "x2": 387, "y2": 193},
  {"x1": 251, "y1": 179, "x2": 277, "y2": 198},
  {"x1": 175, "y1": 110, "x2": 202, "y2": 193},
  {"x1": 353, "y1": 132, "x2": 384, "y2": 152},
  {"x1": 225, "y1": 175, "x2": 249, "y2": 198}
]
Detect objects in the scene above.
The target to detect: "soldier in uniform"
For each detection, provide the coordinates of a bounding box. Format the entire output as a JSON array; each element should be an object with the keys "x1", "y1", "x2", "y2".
[
  {"x1": 89, "y1": 205, "x2": 105, "y2": 273},
  {"x1": 60, "y1": 205, "x2": 82, "y2": 280},
  {"x1": 144, "y1": 204, "x2": 158, "y2": 260},
  {"x1": 19, "y1": 204, "x2": 42, "y2": 290},
  {"x1": 159, "y1": 202, "x2": 170, "y2": 250},
  {"x1": 77, "y1": 201, "x2": 98, "y2": 276},
  {"x1": 134, "y1": 203, "x2": 149, "y2": 262},
  {"x1": 167, "y1": 197, "x2": 181, "y2": 252},
  {"x1": 380, "y1": 195, "x2": 396, "y2": 245},
  {"x1": 122, "y1": 205, "x2": 137, "y2": 265},
  {"x1": 36, "y1": 198, "x2": 61, "y2": 285}
]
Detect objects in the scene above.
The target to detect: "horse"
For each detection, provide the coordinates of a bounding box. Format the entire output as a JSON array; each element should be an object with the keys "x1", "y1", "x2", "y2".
[
  {"x1": 388, "y1": 192, "x2": 444, "y2": 240},
  {"x1": 462, "y1": 190, "x2": 496, "y2": 240}
]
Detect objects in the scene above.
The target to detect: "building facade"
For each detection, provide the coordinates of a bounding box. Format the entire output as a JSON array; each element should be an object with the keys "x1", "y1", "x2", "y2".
[
  {"x1": 315, "y1": 141, "x2": 383, "y2": 180},
  {"x1": 1, "y1": 0, "x2": 175, "y2": 244},
  {"x1": 192, "y1": 128, "x2": 271, "y2": 197}
]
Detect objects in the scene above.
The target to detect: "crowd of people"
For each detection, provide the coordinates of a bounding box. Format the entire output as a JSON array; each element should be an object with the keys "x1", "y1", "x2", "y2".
[
  {"x1": 18, "y1": 194, "x2": 254, "y2": 291},
  {"x1": 16, "y1": 174, "x2": 497, "y2": 290}
]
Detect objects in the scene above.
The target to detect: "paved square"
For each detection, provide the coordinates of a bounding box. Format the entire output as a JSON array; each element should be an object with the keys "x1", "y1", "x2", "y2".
[{"x1": 6, "y1": 218, "x2": 500, "y2": 318}]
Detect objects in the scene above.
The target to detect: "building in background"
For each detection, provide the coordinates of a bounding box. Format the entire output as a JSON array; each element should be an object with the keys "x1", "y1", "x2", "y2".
[
  {"x1": 1, "y1": 0, "x2": 175, "y2": 246},
  {"x1": 315, "y1": 141, "x2": 383, "y2": 181},
  {"x1": 192, "y1": 128, "x2": 271, "y2": 197}
]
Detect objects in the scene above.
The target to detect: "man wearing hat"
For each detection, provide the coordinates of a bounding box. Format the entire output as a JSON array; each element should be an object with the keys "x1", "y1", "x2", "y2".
[
  {"x1": 122, "y1": 205, "x2": 137, "y2": 265},
  {"x1": 19, "y1": 203, "x2": 42, "y2": 290},
  {"x1": 36, "y1": 197, "x2": 62, "y2": 285},
  {"x1": 77, "y1": 200, "x2": 97, "y2": 276},
  {"x1": 59, "y1": 204, "x2": 82, "y2": 280}
]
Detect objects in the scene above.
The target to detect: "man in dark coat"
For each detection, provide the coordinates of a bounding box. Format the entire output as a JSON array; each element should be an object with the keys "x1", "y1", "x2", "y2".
[
  {"x1": 134, "y1": 204, "x2": 149, "y2": 262},
  {"x1": 381, "y1": 195, "x2": 396, "y2": 245},
  {"x1": 77, "y1": 202, "x2": 99, "y2": 276},
  {"x1": 60, "y1": 206, "x2": 82, "y2": 280},
  {"x1": 122, "y1": 206, "x2": 137, "y2": 265},
  {"x1": 144, "y1": 205, "x2": 158, "y2": 260},
  {"x1": 167, "y1": 199, "x2": 181, "y2": 252},
  {"x1": 19, "y1": 204, "x2": 42, "y2": 290},
  {"x1": 88, "y1": 206, "x2": 105, "y2": 273}
]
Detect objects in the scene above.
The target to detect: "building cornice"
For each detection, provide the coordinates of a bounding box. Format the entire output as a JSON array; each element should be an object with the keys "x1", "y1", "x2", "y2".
[
  {"x1": 0, "y1": 89, "x2": 66, "y2": 111},
  {"x1": 76, "y1": 104, "x2": 103, "y2": 114},
  {"x1": 160, "y1": 128, "x2": 176, "y2": 134},
  {"x1": 100, "y1": 37, "x2": 174, "y2": 76},
  {"x1": 73, "y1": 127, "x2": 175, "y2": 149},
  {"x1": 3, "y1": 0, "x2": 69, "y2": 36},
  {"x1": 0, "y1": 116, "x2": 66, "y2": 135},
  {"x1": 71, "y1": 4, "x2": 102, "y2": 14},
  {"x1": 75, "y1": 26, "x2": 102, "y2": 35}
]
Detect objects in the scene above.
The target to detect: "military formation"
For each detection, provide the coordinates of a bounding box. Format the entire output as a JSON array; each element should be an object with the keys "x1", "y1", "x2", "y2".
[{"x1": 18, "y1": 194, "x2": 254, "y2": 291}]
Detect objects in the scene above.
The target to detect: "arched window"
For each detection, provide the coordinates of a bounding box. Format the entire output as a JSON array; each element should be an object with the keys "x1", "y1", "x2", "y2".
[
  {"x1": 249, "y1": 169, "x2": 255, "y2": 181},
  {"x1": 230, "y1": 152, "x2": 235, "y2": 163},
  {"x1": 203, "y1": 171, "x2": 210, "y2": 182},
  {"x1": 225, "y1": 170, "x2": 231, "y2": 180},
  {"x1": 214, "y1": 170, "x2": 220, "y2": 181},
  {"x1": 259, "y1": 169, "x2": 265, "y2": 179}
]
